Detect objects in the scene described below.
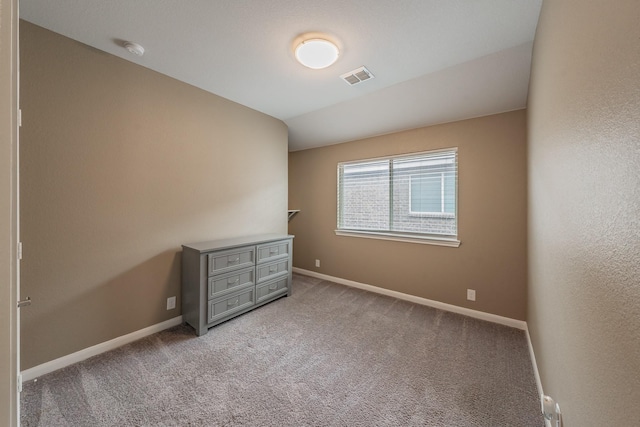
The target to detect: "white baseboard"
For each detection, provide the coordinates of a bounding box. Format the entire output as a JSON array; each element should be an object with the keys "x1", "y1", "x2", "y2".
[
  {"x1": 21, "y1": 316, "x2": 183, "y2": 381},
  {"x1": 526, "y1": 326, "x2": 545, "y2": 400},
  {"x1": 292, "y1": 268, "x2": 527, "y2": 330},
  {"x1": 525, "y1": 326, "x2": 553, "y2": 426}
]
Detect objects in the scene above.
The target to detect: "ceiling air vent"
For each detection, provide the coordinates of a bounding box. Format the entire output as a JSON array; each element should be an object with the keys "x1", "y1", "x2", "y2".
[{"x1": 340, "y1": 66, "x2": 374, "y2": 86}]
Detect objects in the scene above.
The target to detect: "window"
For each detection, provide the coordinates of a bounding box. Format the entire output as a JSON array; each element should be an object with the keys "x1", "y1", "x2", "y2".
[{"x1": 337, "y1": 148, "x2": 458, "y2": 246}]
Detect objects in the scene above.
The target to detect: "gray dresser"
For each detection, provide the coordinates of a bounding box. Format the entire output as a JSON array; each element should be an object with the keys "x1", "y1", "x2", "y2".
[{"x1": 181, "y1": 234, "x2": 294, "y2": 336}]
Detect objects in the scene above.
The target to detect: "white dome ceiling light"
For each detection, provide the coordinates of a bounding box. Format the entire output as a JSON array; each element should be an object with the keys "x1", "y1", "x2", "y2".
[
  {"x1": 124, "y1": 41, "x2": 145, "y2": 56},
  {"x1": 294, "y1": 38, "x2": 339, "y2": 69}
]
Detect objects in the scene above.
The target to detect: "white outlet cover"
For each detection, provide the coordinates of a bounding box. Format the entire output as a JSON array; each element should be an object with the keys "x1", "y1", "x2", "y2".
[
  {"x1": 467, "y1": 289, "x2": 476, "y2": 301},
  {"x1": 167, "y1": 296, "x2": 176, "y2": 310},
  {"x1": 315, "y1": 259, "x2": 320, "y2": 268}
]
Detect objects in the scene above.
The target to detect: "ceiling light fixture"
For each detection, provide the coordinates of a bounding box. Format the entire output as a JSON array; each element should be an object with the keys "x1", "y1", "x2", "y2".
[
  {"x1": 124, "y1": 41, "x2": 145, "y2": 56},
  {"x1": 294, "y1": 38, "x2": 339, "y2": 69}
]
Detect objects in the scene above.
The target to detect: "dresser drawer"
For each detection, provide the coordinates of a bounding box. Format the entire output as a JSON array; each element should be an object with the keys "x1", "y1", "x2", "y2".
[
  {"x1": 208, "y1": 288, "x2": 255, "y2": 324},
  {"x1": 208, "y1": 267, "x2": 254, "y2": 300},
  {"x1": 256, "y1": 277, "x2": 288, "y2": 304},
  {"x1": 208, "y1": 246, "x2": 254, "y2": 276},
  {"x1": 256, "y1": 240, "x2": 290, "y2": 264},
  {"x1": 256, "y1": 258, "x2": 289, "y2": 283}
]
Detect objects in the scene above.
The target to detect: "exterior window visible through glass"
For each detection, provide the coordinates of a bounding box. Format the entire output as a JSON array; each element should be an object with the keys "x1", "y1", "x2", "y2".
[
  {"x1": 337, "y1": 148, "x2": 457, "y2": 240},
  {"x1": 409, "y1": 171, "x2": 455, "y2": 216}
]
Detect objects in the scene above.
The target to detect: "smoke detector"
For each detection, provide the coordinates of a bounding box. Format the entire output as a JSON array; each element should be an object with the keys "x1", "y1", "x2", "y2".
[
  {"x1": 340, "y1": 66, "x2": 374, "y2": 85},
  {"x1": 124, "y1": 41, "x2": 145, "y2": 56}
]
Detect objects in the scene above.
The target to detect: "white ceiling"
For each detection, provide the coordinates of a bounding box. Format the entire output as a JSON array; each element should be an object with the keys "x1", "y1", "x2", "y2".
[{"x1": 19, "y1": 0, "x2": 542, "y2": 151}]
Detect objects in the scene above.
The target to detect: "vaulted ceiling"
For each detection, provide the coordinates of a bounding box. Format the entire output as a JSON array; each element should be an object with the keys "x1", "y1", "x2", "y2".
[{"x1": 20, "y1": 0, "x2": 543, "y2": 151}]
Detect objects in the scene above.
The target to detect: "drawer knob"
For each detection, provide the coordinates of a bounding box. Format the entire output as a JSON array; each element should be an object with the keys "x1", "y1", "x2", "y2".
[
  {"x1": 228, "y1": 298, "x2": 239, "y2": 306},
  {"x1": 269, "y1": 267, "x2": 276, "y2": 273},
  {"x1": 270, "y1": 249, "x2": 278, "y2": 254},
  {"x1": 269, "y1": 284, "x2": 278, "y2": 290},
  {"x1": 228, "y1": 278, "x2": 239, "y2": 285},
  {"x1": 229, "y1": 257, "x2": 240, "y2": 263}
]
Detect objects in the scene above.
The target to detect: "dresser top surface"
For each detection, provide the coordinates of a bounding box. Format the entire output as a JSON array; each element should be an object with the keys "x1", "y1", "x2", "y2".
[{"x1": 183, "y1": 233, "x2": 294, "y2": 253}]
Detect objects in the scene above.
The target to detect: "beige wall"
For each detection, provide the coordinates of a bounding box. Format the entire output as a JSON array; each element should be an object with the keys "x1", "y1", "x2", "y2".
[
  {"x1": 289, "y1": 110, "x2": 527, "y2": 320},
  {"x1": 527, "y1": 0, "x2": 640, "y2": 425},
  {"x1": 20, "y1": 21, "x2": 288, "y2": 369},
  {"x1": 0, "y1": 1, "x2": 19, "y2": 424}
]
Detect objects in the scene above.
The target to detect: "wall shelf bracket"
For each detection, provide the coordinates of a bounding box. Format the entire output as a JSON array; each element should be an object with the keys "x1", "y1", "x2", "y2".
[{"x1": 288, "y1": 210, "x2": 300, "y2": 221}]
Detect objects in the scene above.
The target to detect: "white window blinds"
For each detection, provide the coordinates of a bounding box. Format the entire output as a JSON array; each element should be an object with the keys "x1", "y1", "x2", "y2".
[{"x1": 338, "y1": 148, "x2": 458, "y2": 239}]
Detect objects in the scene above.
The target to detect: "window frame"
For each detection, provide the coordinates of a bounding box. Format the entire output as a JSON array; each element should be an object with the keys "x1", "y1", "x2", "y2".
[{"x1": 336, "y1": 148, "x2": 460, "y2": 247}]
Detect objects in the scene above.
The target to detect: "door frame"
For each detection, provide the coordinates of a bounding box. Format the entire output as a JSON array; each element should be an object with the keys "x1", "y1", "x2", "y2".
[{"x1": 0, "y1": 0, "x2": 20, "y2": 425}]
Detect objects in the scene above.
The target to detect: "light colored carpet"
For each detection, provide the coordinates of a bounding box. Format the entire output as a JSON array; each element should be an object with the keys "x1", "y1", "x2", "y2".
[{"x1": 21, "y1": 273, "x2": 543, "y2": 426}]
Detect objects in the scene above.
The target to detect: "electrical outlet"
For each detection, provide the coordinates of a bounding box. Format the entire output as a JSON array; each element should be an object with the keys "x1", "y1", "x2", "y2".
[
  {"x1": 315, "y1": 259, "x2": 320, "y2": 268},
  {"x1": 467, "y1": 289, "x2": 476, "y2": 301},
  {"x1": 542, "y1": 395, "x2": 562, "y2": 426},
  {"x1": 166, "y1": 296, "x2": 176, "y2": 310}
]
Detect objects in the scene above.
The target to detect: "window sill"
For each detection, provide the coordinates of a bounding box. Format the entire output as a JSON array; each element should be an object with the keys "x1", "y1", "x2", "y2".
[{"x1": 334, "y1": 230, "x2": 460, "y2": 247}]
